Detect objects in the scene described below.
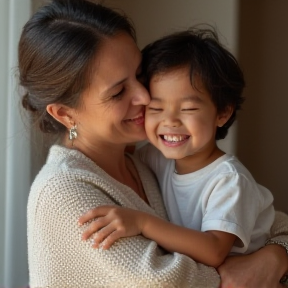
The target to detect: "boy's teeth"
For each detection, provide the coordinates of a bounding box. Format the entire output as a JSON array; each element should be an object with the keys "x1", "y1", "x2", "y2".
[{"x1": 163, "y1": 135, "x2": 185, "y2": 142}]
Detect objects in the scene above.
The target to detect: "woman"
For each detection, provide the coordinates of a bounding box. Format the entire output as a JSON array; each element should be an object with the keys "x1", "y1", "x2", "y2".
[{"x1": 19, "y1": 0, "x2": 288, "y2": 287}]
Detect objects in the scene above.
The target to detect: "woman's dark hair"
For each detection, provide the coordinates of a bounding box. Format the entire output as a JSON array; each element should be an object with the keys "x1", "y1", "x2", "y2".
[
  {"x1": 19, "y1": 0, "x2": 136, "y2": 134},
  {"x1": 141, "y1": 27, "x2": 245, "y2": 140}
]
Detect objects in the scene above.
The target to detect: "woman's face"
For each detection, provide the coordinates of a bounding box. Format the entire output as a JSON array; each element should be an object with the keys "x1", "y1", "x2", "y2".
[{"x1": 72, "y1": 33, "x2": 150, "y2": 150}]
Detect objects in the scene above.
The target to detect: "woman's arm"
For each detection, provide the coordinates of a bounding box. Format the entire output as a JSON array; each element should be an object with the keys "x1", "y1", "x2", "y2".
[
  {"x1": 28, "y1": 173, "x2": 220, "y2": 288},
  {"x1": 218, "y1": 245, "x2": 288, "y2": 288},
  {"x1": 269, "y1": 211, "x2": 288, "y2": 249},
  {"x1": 79, "y1": 207, "x2": 288, "y2": 287},
  {"x1": 218, "y1": 210, "x2": 288, "y2": 288},
  {"x1": 80, "y1": 205, "x2": 236, "y2": 267}
]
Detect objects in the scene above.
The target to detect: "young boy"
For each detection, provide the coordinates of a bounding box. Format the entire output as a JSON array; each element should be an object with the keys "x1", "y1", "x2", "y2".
[{"x1": 79, "y1": 28, "x2": 275, "y2": 268}]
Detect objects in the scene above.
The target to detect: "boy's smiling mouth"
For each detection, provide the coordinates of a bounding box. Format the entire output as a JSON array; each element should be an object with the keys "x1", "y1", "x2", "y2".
[{"x1": 160, "y1": 134, "x2": 190, "y2": 143}]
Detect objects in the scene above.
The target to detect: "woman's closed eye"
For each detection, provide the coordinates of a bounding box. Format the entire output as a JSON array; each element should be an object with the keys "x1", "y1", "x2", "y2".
[{"x1": 112, "y1": 88, "x2": 125, "y2": 99}]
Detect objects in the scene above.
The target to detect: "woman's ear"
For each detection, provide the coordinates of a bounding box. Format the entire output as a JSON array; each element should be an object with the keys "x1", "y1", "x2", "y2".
[
  {"x1": 217, "y1": 105, "x2": 234, "y2": 127},
  {"x1": 46, "y1": 103, "x2": 74, "y2": 129}
]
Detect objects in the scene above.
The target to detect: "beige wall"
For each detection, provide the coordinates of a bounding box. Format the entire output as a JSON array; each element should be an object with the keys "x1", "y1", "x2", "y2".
[
  {"x1": 104, "y1": 0, "x2": 238, "y2": 48},
  {"x1": 237, "y1": 1, "x2": 288, "y2": 213}
]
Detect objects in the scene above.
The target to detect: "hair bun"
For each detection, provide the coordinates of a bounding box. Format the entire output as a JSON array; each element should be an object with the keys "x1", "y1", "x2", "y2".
[{"x1": 22, "y1": 93, "x2": 37, "y2": 112}]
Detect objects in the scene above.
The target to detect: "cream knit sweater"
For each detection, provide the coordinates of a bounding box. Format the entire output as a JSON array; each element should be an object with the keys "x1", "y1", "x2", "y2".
[{"x1": 27, "y1": 145, "x2": 288, "y2": 288}]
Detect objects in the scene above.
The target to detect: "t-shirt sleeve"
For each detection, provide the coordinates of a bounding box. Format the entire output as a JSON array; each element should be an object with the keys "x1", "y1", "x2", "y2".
[{"x1": 201, "y1": 172, "x2": 274, "y2": 253}]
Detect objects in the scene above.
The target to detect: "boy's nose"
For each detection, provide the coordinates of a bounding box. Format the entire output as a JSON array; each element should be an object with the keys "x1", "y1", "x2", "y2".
[{"x1": 163, "y1": 111, "x2": 181, "y2": 127}]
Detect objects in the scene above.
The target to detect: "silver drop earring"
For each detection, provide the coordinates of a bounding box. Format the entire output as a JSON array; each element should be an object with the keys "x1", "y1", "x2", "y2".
[{"x1": 69, "y1": 125, "x2": 78, "y2": 141}]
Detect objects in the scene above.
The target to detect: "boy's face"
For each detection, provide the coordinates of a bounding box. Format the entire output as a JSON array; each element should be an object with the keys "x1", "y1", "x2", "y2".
[{"x1": 145, "y1": 67, "x2": 227, "y2": 160}]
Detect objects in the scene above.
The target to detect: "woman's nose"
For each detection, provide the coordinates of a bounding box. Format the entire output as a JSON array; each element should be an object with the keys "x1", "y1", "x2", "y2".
[{"x1": 131, "y1": 82, "x2": 150, "y2": 106}]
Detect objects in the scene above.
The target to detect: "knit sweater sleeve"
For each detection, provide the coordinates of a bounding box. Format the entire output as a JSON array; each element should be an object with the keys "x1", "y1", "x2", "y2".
[
  {"x1": 269, "y1": 211, "x2": 288, "y2": 243},
  {"x1": 27, "y1": 171, "x2": 220, "y2": 288}
]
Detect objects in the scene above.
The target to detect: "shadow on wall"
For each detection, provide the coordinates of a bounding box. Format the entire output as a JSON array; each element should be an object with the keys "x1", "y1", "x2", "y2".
[{"x1": 236, "y1": 1, "x2": 288, "y2": 213}]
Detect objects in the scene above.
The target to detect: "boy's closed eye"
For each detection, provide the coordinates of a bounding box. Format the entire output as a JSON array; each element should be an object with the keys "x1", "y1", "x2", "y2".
[
  {"x1": 181, "y1": 108, "x2": 199, "y2": 111},
  {"x1": 147, "y1": 107, "x2": 163, "y2": 111}
]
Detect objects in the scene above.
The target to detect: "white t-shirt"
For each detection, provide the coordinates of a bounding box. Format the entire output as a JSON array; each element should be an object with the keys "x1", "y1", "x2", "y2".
[{"x1": 138, "y1": 143, "x2": 275, "y2": 254}]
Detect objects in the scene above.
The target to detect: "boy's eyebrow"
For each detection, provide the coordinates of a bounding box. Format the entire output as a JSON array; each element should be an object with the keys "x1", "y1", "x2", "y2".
[
  {"x1": 181, "y1": 95, "x2": 202, "y2": 103},
  {"x1": 151, "y1": 95, "x2": 202, "y2": 103}
]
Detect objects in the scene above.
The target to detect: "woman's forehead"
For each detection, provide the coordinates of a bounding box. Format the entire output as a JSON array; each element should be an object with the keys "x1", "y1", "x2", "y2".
[{"x1": 90, "y1": 33, "x2": 141, "y2": 83}]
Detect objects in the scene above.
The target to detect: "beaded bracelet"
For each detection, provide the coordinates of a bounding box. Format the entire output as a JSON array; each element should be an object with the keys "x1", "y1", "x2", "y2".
[{"x1": 265, "y1": 239, "x2": 288, "y2": 255}]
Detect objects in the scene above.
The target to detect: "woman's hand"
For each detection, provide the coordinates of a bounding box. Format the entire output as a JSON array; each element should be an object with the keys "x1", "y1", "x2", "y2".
[
  {"x1": 78, "y1": 205, "x2": 145, "y2": 249},
  {"x1": 218, "y1": 245, "x2": 288, "y2": 288}
]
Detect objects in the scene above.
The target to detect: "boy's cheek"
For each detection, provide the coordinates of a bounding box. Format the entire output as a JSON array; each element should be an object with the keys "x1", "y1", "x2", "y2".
[
  {"x1": 144, "y1": 115, "x2": 155, "y2": 130},
  {"x1": 144, "y1": 119, "x2": 155, "y2": 139}
]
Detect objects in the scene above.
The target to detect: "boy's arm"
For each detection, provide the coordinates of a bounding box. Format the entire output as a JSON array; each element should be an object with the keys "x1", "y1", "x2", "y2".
[
  {"x1": 79, "y1": 205, "x2": 236, "y2": 268},
  {"x1": 141, "y1": 213, "x2": 236, "y2": 268}
]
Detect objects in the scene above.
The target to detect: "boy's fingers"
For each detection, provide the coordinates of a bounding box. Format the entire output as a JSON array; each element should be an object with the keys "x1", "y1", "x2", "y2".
[
  {"x1": 92, "y1": 225, "x2": 116, "y2": 248},
  {"x1": 78, "y1": 205, "x2": 115, "y2": 225},
  {"x1": 101, "y1": 230, "x2": 123, "y2": 250},
  {"x1": 82, "y1": 217, "x2": 107, "y2": 240},
  {"x1": 78, "y1": 209, "x2": 100, "y2": 225}
]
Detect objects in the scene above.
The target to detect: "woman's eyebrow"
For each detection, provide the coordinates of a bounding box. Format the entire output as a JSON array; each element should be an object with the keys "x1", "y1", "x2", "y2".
[{"x1": 106, "y1": 78, "x2": 127, "y2": 92}]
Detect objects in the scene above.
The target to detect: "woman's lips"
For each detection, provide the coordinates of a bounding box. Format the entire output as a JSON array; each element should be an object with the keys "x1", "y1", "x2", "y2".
[{"x1": 124, "y1": 114, "x2": 145, "y2": 125}]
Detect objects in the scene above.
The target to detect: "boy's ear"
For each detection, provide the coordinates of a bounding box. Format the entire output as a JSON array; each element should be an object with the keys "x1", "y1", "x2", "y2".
[
  {"x1": 217, "y1": 105, "x2": 234, "y2": 127},
  {"x1": 46, "y1": 103, "x2": 75, "y2": 129}
]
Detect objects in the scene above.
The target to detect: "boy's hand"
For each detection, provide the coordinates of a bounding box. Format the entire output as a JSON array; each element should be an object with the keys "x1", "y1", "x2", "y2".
[{"x1": 78, "y1": 206, "x2": 145, "y2": 249}]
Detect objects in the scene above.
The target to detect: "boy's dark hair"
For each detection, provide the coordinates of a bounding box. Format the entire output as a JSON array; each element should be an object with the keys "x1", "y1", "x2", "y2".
[{"x1": 141, "y1": 27, "x2": 245, "y2": 140}]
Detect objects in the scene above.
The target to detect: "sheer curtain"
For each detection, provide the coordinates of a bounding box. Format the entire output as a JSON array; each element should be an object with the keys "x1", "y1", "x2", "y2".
[{"x1": 0, "y1": 0, "x2": 31, "y2": 287}]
